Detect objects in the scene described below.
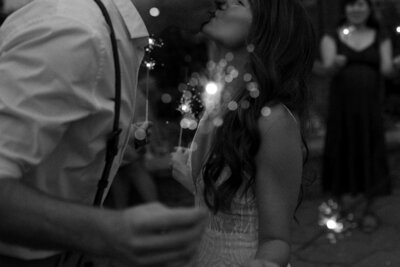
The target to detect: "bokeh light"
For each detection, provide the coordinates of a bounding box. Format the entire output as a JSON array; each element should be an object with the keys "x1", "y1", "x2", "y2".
[
  {"x1": 149, "y1": 7, "x2": 160, "y2": 17},
  {"x1": 205, "y1": 82, "x2": 218, "y2": 95}
]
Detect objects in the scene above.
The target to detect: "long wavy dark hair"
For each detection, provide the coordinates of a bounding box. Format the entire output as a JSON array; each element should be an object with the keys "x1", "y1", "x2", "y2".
[{"x1": 202, "y1": 0, "x2": 316, "y2": 213}]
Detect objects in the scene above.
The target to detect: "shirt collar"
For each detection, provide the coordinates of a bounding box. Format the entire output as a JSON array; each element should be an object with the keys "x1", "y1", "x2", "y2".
[{"x1": 112, "y1": 0, "x2": 149, "y2": 40}]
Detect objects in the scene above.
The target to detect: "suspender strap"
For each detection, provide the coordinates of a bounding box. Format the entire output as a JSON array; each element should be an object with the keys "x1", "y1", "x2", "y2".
[{"x1": 92, "y1": 0, "x2": 122, "y2": 207}]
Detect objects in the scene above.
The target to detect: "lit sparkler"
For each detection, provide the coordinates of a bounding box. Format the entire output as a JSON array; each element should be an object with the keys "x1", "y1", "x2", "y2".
[
  {"x1": 177, "y1": 84, "x2": 203, "y2": 147},
  {"x1": 318, "y1": 199, "x2": 357, "y2": 243}
]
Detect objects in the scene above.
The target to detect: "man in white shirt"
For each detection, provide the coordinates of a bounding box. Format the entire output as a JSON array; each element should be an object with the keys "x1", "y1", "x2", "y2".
[{"x1": 0, "y1": 0, "x2": 217, "y2": 266}]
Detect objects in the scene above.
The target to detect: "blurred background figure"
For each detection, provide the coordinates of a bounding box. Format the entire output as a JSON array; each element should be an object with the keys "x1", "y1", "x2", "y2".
[{"x1": 318, "y1": 0, "x2": 400, "y2": 233}]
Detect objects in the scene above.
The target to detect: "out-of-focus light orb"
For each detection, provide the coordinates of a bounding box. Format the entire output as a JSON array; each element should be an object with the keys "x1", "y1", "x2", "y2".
[
  {"x1": 145, "y1": 61, "x2": 156, "y2": 69},
  {"x1": 178, "y1": 83, "x2": 187, "y2": 91},
  {"x1": 250, "y1": 89, "x2": 260, "y2": 98},
  {"x1": 148, "y1": 38, "x2": 155, "y2": 46},
  {"x1": 225, "y1": 52, "x2": 234, "y2": 61},
  {"x1": 396, "y1": 26, "x2": 400, "y2": 34},
  {"x1": 227, "y1": 101, "x2": 238, "y2": 111},
  {"x1": 161, "y1": 93, "x2": 172, "y2": 103},
  {"x1": 149, "y1": 7, "x2": 160, "y2": 17},
  {"x1": 224, "y1": 75, "x2": 234, "y2": 83},
  {"x1": 261, "y1": 106, "x2": 272, "y2": 117},
  {"x1": 326, "y1": 219, "x2": 338, "y2": 230},
  {"x1": 181, "y1": 104, "x2": 190, "y2": 112},
  {"x1": 207, "y1": 60, "x2": 216, "y2": 70},
  {"x1": 326, "y1": 219, "x2": 344, "y2": 233},
  {"x1": 247, "y1": 44, "x2": 255, "y2": 53},
  {"x1": 243, "y1": 73, "x2": 252, "y2": 82},
  {"x1": 343, "y1": 28, "x2": 350, "y2": 35},
  {"x1": 180, "y1": 118, "x2": 191, "y2": 128},
  {"x1": 241, "y1": 100, "x2": 250, "y2": 109},
  {"x1": 219, "y1": 59, "x2": 228, "y2": 68},
  {"x1": 188, "y1": 120, "x2": 198, "y2": 130},
  {"x1": 231, "y1": 69, "x2": 239, "y2": 78},
  {"x1": 189, "y1": 77, "x2": 199, "y2": 87},
  {"x1": 205, "y1": 82, "x2": 218, "y2": 95},
  {"x1": 213, "y1": 117, "x2": 224, "y2": 127},
  {"x1": 134, "y1": 128, "x2": 146, "y2": 140}
]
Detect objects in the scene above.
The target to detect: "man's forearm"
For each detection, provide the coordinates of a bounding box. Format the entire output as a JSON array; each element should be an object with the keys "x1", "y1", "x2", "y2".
[{"x1": 0, "y1": 178, "x2": 115, "y2": 255}]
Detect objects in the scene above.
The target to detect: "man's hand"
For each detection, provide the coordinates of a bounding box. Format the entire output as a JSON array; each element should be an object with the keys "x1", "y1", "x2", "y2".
[{"x1": 104, "y1": 202, "x2": 207, "y2": 267}]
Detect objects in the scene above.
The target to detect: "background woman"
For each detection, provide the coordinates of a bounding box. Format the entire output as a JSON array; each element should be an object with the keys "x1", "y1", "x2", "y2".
[{"x1": 320, "y1": 0, "x2": 400, "y2": 232}]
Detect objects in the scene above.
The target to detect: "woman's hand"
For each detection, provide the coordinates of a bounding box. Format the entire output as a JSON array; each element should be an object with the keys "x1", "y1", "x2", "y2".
[
  {"x1": 333, "y1": 54, "x2": 347, "y2": 69},
  {"x1": 170, "y1": 146, "x2": 195, "y2": 193},
  {"x1": 242, "y1": 259, "x2": 279, "y2": 267}
]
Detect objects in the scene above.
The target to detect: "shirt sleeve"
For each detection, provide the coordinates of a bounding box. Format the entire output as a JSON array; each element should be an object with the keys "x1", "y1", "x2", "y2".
[{"x1": 0, "y1": 15, "x2": 104, "y2": 179}]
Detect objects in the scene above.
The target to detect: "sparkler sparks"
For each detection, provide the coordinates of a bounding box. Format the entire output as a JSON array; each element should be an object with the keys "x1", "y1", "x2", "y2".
[{"x1": 318, "y1": 199, "x2": 357, "y2": 243}]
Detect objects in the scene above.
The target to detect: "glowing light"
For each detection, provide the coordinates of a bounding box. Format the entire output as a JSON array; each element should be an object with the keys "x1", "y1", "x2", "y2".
[
  {"x1": 181, "y1": 104, "x2": 190, "y2": 113},
  {"x1": 243, "y1": 73, "x2": 252, "y2": 82},
  {"x1": 189, "y1": 77, "x2": 199, "y2": 87},
  {"x1": 149, "y1": 7, "x2": 160, "y2": 17},
  {"x1": 213, "y1": 117, "x2": 224, "y2": 127},
  {"x1": 396, "y1": 26, "x2": 400, "y2": 34},
  {"x1": 227, "y1": 101, "x2": 238, "y2": 111},
  {"x1": 134, "y1": 128, "x2": 146, "y2": 140},
  {"x1": 250, "y1": 90, "x2": 260, "y2": 98},
  {"x1": 149, "y1": 38, "x2": 155, "y2": 46},
  {"x1": 326, "y1": 219, "x2": 343, "y2": 232},
  {"x1": 206, "y1": 60, "x2": 216, "y2": 70},
  {"x1": 343, "y1": 28, "x2": 350, "y2": 35},
  {"x1": 205, "y1": 82, "x2": 218, "y2": 95},
  {"x1": 224, "y1": 75, "x2": 234, "y2": 83},
  {"x1": 247, "y1": 44, "x2": 255, "y2": 53},
  {"x1": 261, "y1": 107, "x2": 271, "y2": 117},
  {"x1": 180, "y1": 118, "x2": 191, "y2": 128},
  {"x1": 225, "y1": 52, "x2": 234, "y2": 62},
  {"x1": 144, "y1": 60, "x2": 156, "y2": 70},
  {"x1": 317, "y1": 199, "x2": 357, "y2": 244},
  {"x1": 178, "y1": 83, "x2": 187, "y2": 91},
  {"x1": 161, "y1": 93, "x2": 172, "y2": 103},
  {"x1": 240, "y1": 100, "x2": 250, "y2": 109},
  {"x1": 188, "y1": 120, "x2": 198, "y2": 130}
]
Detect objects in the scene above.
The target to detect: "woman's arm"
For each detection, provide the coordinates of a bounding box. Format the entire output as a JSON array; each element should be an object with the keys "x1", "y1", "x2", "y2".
[
  {"x1": 318, "y1": 34, "x2": 347, "y2": 76},
  {"x1": 379, "y1": 38, "x2": 398, "y2": 78},
  {"x1": 251, "y1": 105, "x2": 303, "y2": 267}
]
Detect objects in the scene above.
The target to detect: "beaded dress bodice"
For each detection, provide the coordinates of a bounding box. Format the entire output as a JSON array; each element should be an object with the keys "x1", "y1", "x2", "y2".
[{"x1": 188, "y1": 116, "x2": 259, "y2": 266}]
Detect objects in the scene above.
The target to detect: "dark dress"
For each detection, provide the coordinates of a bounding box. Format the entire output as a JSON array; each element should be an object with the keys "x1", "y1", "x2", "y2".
[{"x1": 322, "y1": 29, "x2": 391, "y2": 198}]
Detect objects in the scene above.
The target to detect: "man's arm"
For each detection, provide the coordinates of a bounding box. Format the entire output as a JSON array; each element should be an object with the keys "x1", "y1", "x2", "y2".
[{"x1": 0, "y1": 178, "x2": 206, "y2": 266}]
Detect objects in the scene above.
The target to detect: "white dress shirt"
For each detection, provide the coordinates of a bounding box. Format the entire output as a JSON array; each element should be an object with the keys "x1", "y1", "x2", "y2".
[{"x1": 0, "y1": 0, "x2": 148, "y2": 259}]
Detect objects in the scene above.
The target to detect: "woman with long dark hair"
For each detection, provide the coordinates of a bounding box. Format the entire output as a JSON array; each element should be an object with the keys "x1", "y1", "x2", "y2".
[
  {"x1": 171, "y1": 0, "x2": 316, "y2": 266},
  {"x1": 320, "y1": 0, "x2": 400, "y2": 232}
]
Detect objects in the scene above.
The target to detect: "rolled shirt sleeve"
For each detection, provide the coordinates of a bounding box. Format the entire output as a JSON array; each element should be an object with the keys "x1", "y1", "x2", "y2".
[{"x1": 0, "y1": 15, "x2": 103, "y2": 180}]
